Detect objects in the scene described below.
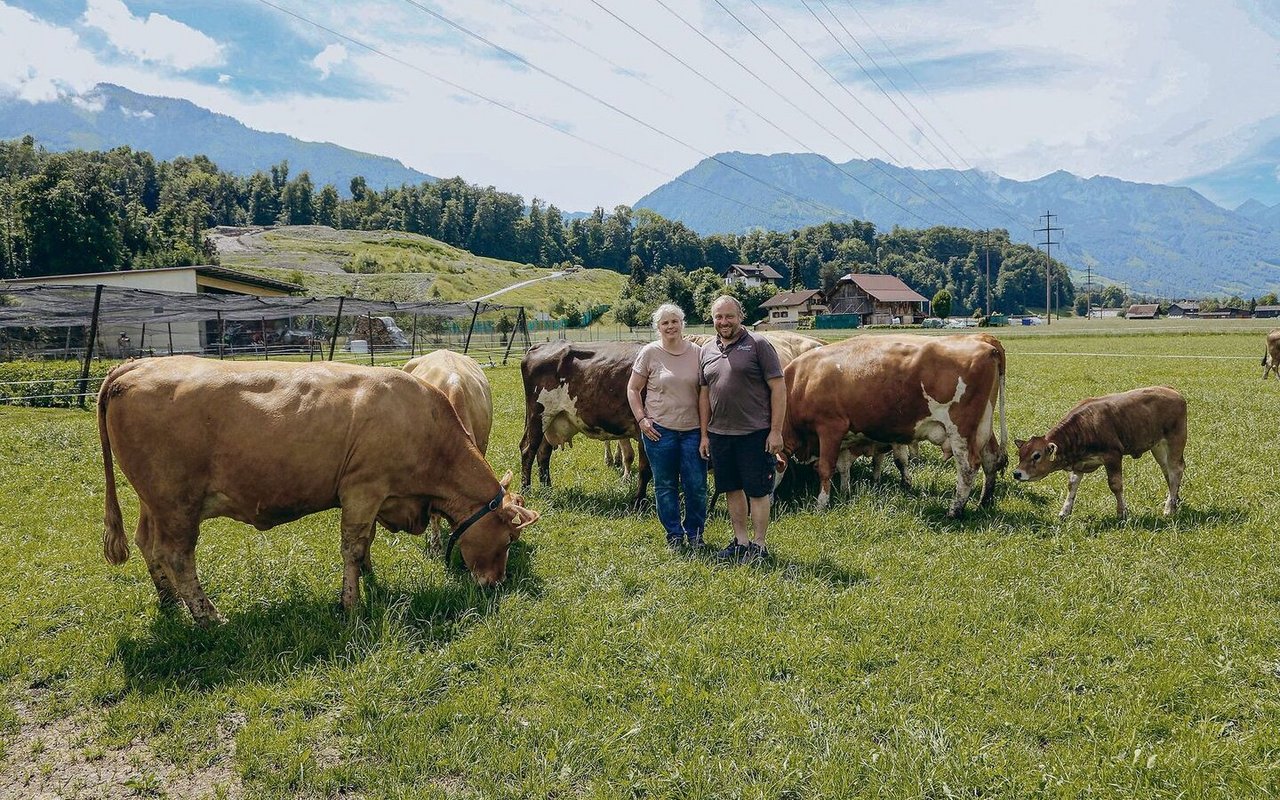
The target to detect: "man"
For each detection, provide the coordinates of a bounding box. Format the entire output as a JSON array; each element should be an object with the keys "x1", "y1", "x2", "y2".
[{"x1": 698, "y1": 295, "x2": 787, "y2": 563}]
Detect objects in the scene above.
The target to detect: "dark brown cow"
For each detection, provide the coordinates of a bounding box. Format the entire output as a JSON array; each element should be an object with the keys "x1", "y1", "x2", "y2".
[
  {"x1": 1263, "y1": 329, "x2": 1280, "y2": 379},
  {"x1": 519, "y1": 341, "x2": 652, "y2": 503},
  {"x1": 99, "y1": 357, "x2": 538, "y2": 626},
  {"x1": 783, "y1": 333, "x2": 1008, "y2": 517},
  {"x1": 1012, "y1": 386, "x2": 1187, "y2": 519}
]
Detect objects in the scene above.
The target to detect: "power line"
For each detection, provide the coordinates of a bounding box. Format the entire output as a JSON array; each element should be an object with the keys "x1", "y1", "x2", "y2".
[
  {"x1": 489, "y1": 0, "x2": 675, "y2": 101},
  {"x1": 809, "y1": 0, "x2": 1034, "y2": 232},
  {"x1": 252, "y1": 0, "x2": 794, "y2": 225},
  {"x1": 587, "y1": 0, "x2": 931, "y2": 224},
  {"x1": 397, "y1": 0, "x2": 861, "y2": 223},
  {"x1": 727, "y1": 0, "x2": 982, "y2": 228}
]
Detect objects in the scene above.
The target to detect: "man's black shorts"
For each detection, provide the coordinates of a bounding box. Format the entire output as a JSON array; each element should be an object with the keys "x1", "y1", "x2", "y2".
[{"x1": 708, "y1": 429, "x2": 775, "y2": 498}]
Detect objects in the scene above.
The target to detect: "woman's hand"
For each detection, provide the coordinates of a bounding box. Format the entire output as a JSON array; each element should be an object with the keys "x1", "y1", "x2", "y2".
[{"x1": 639, "y1": 416, "x2": 660, "y2": 442}]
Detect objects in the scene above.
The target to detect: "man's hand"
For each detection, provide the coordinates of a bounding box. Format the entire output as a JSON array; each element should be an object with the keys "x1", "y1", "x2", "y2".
[
  {"x1": 766, "y1": 430, "x2": 783, "y2": 455},
  {"x1": 699, "y1": 434, "x2": 710, "y2": 460}
]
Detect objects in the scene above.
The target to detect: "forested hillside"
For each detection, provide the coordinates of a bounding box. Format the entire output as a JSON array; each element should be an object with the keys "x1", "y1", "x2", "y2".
[{"x1": 0, "y1": 137, "x2": 1073, "y2": 319}]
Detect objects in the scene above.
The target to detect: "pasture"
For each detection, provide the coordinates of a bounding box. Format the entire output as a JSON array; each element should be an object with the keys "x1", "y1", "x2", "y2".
[{"x1": 2, "y1": 328, "x2": 1279, "y2": 798}]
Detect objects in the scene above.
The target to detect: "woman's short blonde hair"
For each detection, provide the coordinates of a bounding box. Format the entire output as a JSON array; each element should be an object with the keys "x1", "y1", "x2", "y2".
[{"x1": 651, "y1": 303, "x2": 686, "y2": 330}]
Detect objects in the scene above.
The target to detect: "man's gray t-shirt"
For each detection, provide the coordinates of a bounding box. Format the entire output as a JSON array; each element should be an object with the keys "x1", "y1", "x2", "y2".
[{"x1": 699, "y1": 331, "x2": 783, "y2": 435}]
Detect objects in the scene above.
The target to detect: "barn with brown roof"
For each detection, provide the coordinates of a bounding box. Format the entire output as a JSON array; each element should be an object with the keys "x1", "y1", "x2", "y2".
[
  {"x1": 826, "y1": 273, "x2": 930, "y2": 326},
  {"x1": 1127, "y1": 304, "x2": 1159, "y2": 319}
]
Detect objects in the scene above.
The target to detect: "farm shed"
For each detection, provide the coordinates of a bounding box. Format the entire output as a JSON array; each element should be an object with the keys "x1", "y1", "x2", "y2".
[
  {"x1": 1127, "y1": 304, "x2": 1160, "y2": 319},
  {"x1": 1253, "y1": 305, "x2": 1280, "y2": 319},
  {"x1": 4, "y1": 266, "x2": 301, "y2": 355},
  {"x1": 1167, "y1": 301, "x2": 1199, "y2": 318}
]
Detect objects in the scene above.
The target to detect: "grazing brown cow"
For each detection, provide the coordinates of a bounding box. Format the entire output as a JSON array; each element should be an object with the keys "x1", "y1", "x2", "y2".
[
  {"x1": 1013, "y1": 386, "x2": 1187, "y2": 520},
  {"x1": 1263, "y1": 329, "x2": 1280, "y2": 379},
  {"x1": 783, "y1": 333, "x2": 1008, "y2": 517},
  {"x1": 519, "y1": 341, "x2": 652, "y2": 503},
  {"x1": 403, "y1": 349, "x2": 493, "y2": 454},
  {"x1": 99, "y1": 357, "x2": 538, "y2": 626}
]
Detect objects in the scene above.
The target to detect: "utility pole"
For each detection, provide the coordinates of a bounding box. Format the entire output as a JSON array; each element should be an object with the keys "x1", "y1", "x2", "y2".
[
  {"x1": 984, "y1": 231, "x2": 992, "y2": 318},
  {"x1": 1036, "y1": 212, "x2": 1063, "y2": 325},
  {"x1": 1083, "y1": 263, "x2": 1094, "y2": 318}
]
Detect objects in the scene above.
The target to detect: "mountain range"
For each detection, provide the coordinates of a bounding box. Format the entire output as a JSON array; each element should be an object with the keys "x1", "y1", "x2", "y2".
[
  {"x1": 4, "y1": 84, "x2": 1279, "y2": 297},
  {"x1": 0, "y1": 84, "x2": 434, "y2": 194},
  {"x1": 634, "y1": 153, "x2": 1280, "y2": 297}
]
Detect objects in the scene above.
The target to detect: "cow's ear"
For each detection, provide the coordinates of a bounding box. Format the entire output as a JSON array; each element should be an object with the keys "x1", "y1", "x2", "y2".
[
  {"x1": 498, "y1": 470, "x2": 513, "y2": 489},
  {"x1": 1014, "y1": 438, "x2": 1026, "y2": 448},
  {"x1": 1047, "y1": 442, "x2": 1058, "y2": 461}
]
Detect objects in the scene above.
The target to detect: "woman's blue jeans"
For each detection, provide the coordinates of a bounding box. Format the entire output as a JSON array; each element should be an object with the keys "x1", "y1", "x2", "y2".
[{"x1": 642, "y1": 423, "x2": 708, "y2": 542}]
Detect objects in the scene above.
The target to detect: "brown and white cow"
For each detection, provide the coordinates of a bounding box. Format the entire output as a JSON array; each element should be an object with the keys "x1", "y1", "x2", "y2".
[
  {"x1": 604, "y1": 438, "x2": 636, "y2": 479},
  {"x1": 783, "y1": 333, "x2": 1008, "y2": 517},
  {"x1": 1012, "y1": 386, "x2": 1187, "y2": 520},
  {"x1": 99, "y1": 356, "x2": 538, "y2": 626},
  {"x1": 519, "y1": 341, "x2": 652, "y2": 503},
  {"x1": 403, "y1": 349, "x2": 493, "y2": 454},
  {"x1": 1263, "y1": 329, "x2": 1280, "y2": 379}
]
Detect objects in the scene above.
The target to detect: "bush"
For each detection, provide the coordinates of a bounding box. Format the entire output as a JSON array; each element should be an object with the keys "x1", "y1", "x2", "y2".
[{"x1": 0, "y1": 360, "x2": 104, "y2": 408}]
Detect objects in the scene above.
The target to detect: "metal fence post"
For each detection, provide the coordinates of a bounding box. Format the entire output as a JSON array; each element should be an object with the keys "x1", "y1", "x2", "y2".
[{"x1": 76, "y1": 284, "x2": 103, "y2": 409}]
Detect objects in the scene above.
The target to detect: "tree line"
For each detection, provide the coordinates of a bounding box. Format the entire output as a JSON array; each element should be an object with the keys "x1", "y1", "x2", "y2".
[{"x1": 0, "y1": 136, "x2": 1074, "y2": 320}]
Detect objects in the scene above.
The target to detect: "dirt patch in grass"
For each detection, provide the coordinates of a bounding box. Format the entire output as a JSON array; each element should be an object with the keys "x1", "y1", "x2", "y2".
[{"x1": 0, "y1": 689, "x2": 243, "y2": 799}]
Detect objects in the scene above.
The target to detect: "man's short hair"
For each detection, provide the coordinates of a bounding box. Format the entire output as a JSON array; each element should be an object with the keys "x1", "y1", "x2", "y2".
[{"x1": 710, "y1": 295, "x2": 744, "y2": 317}]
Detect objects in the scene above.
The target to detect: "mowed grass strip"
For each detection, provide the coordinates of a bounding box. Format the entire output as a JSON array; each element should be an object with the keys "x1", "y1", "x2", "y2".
[{"x1": 2, "y1": 330, "x2": 1280, "y2": 798}]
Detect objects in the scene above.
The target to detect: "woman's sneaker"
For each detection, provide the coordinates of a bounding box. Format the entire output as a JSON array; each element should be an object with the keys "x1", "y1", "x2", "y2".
[
  {"x1": 686, "y1": 532, "x2": 706, "y2": 550},
  {"x1": 666, "y1": 535, "x2": 685, "y2": 552}
]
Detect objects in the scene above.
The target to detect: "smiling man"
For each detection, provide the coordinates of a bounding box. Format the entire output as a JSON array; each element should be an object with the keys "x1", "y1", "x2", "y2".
[{"x1": 697, "y1": 295, "x2": 786, "y2": 564}]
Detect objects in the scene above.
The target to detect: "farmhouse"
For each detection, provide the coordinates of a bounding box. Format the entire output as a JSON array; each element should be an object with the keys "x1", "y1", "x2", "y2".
[
  {"x1": 4, "y1": 265, "x2": 301, "y2": 355},
  {"x1": 1167, "y1": 301, "x2": 1199, "y2": 317},
  {"x1": 825, "y1": 273, "x2": 929, "y2": 326},
  {"x1": 724, "y1": 263, "x2": 785, "y2": 289},
  {"x1": 758, "y1": 289, "x2": 826, "y2": 328},
  {"x1": 1127, "y1": 303, "x2": 1159, "y2": 319}
]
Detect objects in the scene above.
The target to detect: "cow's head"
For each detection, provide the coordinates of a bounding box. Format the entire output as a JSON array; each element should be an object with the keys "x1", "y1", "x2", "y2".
[
  {"x1": 1012, "y1": 436, "x2": 1061, "y2": 482},
  {"x1": 455, "y1": 471, "x2": 540, "y2": 587}
]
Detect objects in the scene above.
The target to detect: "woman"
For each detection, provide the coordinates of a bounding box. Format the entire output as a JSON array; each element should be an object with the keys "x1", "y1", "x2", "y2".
[{"x1": 627, "y1": 303, "x2": 708, "y2": 551}]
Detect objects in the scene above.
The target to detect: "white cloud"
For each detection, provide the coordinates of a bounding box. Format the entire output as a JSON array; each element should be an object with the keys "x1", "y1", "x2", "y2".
[
  {"x1": 0, "y1": 4, "x2": 99, "y2": 101},
  {"x1": 120, "y1": 106, "x2": 154, "y2": 120},
  {"x1": 218, "y1": 74, "x2": 232, "y2": 85},
  {"x1": 311, "y1": 44, "x2": 348, "y2": 80},
  {"x1": 81, "y1": 0, "x2": 224, "y2": 71}
]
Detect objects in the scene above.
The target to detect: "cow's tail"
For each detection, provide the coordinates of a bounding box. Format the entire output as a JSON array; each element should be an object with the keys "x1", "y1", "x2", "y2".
[
  {"x1": 990, "y1": 341, "x2": 1008, "y2": 452},
  {"x1": 98, "y1": 366, "x2": 129, "y2": 566}
]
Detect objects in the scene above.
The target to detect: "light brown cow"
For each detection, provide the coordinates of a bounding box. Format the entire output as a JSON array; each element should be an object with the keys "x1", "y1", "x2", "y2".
[
  {"x1": 783, "y1": 333, "x2": 1007, "y2": 517},
  {"x1": 403, "y1": 349, "x2": 493, "y2": 454},
  {"x1": 1012, "y1": 386, "x2": 1187, "y2": 519},
  {"x1": 686, "y1": 329, "x2": 825, "y2": 365},
  {"x1": 604, "y1": 438, "x2": 636, "y2": 479},
  {"x1": 99, "y1": 357, "x2": 538, "y2": 626},
  {"x1": 1263, "y1": 329, "x2": 1280, "y2": 379}
]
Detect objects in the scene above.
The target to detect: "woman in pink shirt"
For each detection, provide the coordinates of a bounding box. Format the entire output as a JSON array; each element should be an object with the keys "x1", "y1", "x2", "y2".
[{"x1": 626, "y1": 303, "x2": 708, "y2": 550}]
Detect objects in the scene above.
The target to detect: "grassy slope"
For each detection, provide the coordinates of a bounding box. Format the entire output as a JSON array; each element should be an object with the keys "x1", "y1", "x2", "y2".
[
  {"x1": 215, "y1": 225, "x2": 625, "y2": 315},
  {"x1": 2, "y1": 330, "x2": 1280, "y2": 797}
]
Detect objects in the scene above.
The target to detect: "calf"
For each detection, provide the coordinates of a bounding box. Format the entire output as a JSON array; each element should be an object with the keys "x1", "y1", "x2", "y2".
[
  {"x1": 1263, "y1": 329, "x2": 1280, "y2": 379},
  {"x1": 1013, "y1": 386, "x2": 1187, "y2": 519}
]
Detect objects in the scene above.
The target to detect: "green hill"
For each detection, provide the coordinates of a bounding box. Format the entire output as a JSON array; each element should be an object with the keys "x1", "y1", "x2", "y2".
[{"x1": 211, "y1": 225, "x2": 625, "y2": 316}]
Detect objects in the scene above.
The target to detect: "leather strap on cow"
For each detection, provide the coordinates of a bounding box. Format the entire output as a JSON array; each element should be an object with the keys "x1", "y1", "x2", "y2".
[{"x1": 444, "y1": 487, "x2": 505, "y2": 567}]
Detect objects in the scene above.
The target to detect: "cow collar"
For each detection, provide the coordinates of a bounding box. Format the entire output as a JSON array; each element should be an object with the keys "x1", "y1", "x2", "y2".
[{"x1": 444, "y1": 487, "x2": 505, "y2": 567}]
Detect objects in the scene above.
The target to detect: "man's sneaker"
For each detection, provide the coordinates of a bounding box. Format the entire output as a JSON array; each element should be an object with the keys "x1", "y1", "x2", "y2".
[
  {"x1": 686, "y1": 532, "x2": 706, "y2": 550},
  {"x1": 741, "y1": 541, "x2": 772, "y2": 565},
  {"x1": 666, "y1": 535, "x2": 685, "y2": 552},
  {"x1": 714, "y1": 540, "x2": 748, "y2": 561}
]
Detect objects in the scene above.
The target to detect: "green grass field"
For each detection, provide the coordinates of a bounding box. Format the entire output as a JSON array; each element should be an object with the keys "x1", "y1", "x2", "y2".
[{"x1": 2, "y1": 328, "x2": 1280, "y2": 798}]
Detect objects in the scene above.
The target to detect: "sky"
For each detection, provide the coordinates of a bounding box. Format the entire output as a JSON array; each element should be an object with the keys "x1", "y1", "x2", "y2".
[{"x1": 2, "y1": 0, "x2": 1279, "y2": 211}]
